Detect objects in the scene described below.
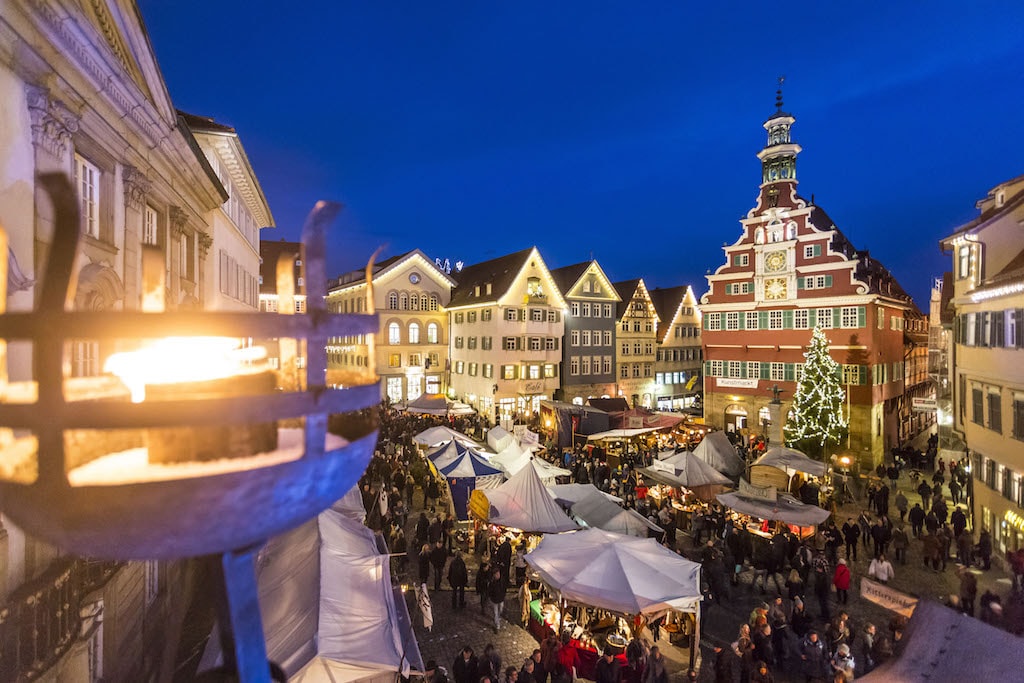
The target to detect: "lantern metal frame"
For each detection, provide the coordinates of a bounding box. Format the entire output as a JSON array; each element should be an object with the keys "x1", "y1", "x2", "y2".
[{"x1": 0, "y1": 174, "x2": 381, "y2": 682}]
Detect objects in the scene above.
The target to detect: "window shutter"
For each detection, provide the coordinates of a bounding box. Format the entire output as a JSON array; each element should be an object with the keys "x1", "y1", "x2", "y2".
[
  {"x1": 814, "y1": 244, "x2": 822, "y2": 257},
  {"x1": 858, "y1": 365, "x2": 867, "y2": 385},
  {"x1": 760, "y1": 364, "x2": 770, "y2": 380},
  {"x1": 974, "y1": 314, "x2": 983, "y2": 346},
  {"x1": 759, "y1": 311, "x2": 769, "y2": 329},
  {"x1": 824, "y1": 275, "x2": 833, "y2": 287},
  {"x1": 994, "y1": 311, "x2": 1005, "y2": 347},
  {"x1": 797, "y1": 277, "x2": 805, "y2": 290},
  {"x1": 809, "y1": 309, "x2": 817, "y2": 328},
  {"x1": 704, "y1": 361, "x2": 711, "y2": 375},
  {"x1": 785, "y1": 363, "x2": 795, "y2": 381},
  {"x1": 858, "y1": 306, "x2": 866, "y2": 328},
  {"x1": 783, "y1": 310, "x2": 794, "y2": 329},
  {"x1": 738, "y1": 313, "x2": 745, "y2": 330},
  {"x1": 834, "y1": 308, "x2": 842, "y2": 326},
  {"x1": 554, "y1": 338, "x2": 560, "y2": 350},
  {"x1": 740, "y1": 363, "x2": 747, "y2": 379}
]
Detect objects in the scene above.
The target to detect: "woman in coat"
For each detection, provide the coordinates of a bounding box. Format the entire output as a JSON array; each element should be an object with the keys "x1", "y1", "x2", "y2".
[{"x1": 832, "y1": 559, "x2": 851, "y2": 605}]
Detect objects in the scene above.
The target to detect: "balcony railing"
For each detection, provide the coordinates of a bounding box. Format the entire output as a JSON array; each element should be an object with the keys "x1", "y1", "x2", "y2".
[{"x1": 0, "y1": 557, "x2": 121, "y2": 682}]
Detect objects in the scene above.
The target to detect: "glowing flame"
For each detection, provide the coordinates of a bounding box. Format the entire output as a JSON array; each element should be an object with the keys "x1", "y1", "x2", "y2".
[{"x1": 104, "y1": 337, "x2": 267, "y2": 403}]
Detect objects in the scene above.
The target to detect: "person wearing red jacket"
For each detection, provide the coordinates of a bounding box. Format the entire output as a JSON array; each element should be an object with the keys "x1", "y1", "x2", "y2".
[{"x1": 832, "y1": 558, "x2": 851, "y2": 605}]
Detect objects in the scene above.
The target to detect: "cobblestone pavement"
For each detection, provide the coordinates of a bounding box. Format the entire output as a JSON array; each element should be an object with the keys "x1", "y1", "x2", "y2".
[{"x1": 395, "y1": 430, "x2": 1019, "y2": 683}]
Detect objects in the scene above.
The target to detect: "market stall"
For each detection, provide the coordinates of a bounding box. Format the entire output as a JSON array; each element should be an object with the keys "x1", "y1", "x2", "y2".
[
  {"x1": 717, "y1": 479, "x2": 830, "y2": 539},
  {"x1": 546, "y1": 483, "x2": 622, "y2": 508},
  {"x1": 525, "y1": 529, "x2": 703, "y2": 676},
  {"x1": 691, "y1": 431, "x2": 746, "y2": 477},
  {"x1": 433, "y1": 447, "x2": 504, "y2": 520},
  {"x1": 750, "y1": 446, "x2": 827, "y2": 495},
  {"x1": 491, "y1": 444, "x2": 571, "y2": 485},
  {"x1": 643, "y1": 450, "x2": 732, "y2": 502},
  {"x1": 469, "y1": 462, "x2": 579, "y2": 534},
  {"x1": 413, "y1": 426, "x2": 481, "y2": 449},
  {"x1": 570, "y1": 491, "x2": 662, "y2": 538}
]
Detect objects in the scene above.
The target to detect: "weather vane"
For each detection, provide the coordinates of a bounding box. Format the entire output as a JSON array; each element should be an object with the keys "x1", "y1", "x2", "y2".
[{"x1": 776, "y1": 75, "x2": 785, "y2": 111}]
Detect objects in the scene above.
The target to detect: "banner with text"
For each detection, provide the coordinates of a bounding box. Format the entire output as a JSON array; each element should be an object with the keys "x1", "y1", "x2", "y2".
[
  {"x1": 860, "y1": 578, "x2": 918, "y2": 618},
  {"x1": 739, "y1": 478, "x2": 777, "y2": 502}
]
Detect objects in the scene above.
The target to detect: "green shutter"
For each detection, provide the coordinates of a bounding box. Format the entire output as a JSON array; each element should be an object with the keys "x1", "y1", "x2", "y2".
[
  {"x1": 825, "y1": 275, "x2": 833, "y2": 287},
  {"x1": 738, "y1": 313, "x2": 746, "y2": 330},
  {"x1": 858, "y1": 365, "x2": 867, "y2": 385},
  {"x1": 760, "y1": 363, "x2": 770, "y2": 380},
  {"x1": 834, "y1": 308, "x2": 842, "y2": 326},
  {"x1": 704, "y1": 361, "x2": 711, "y2": 375},
  {"x1": 759, "y1": 311, "x2": 769, "y2": 329},
  {"x1": 797, "y1": 277, "x2": 805, "y2": 290},
  {"x1": 740, "y1": 363, "x2": 747, "y2": 379},
  {"x1": 858, "y1": 306, "x2": 866, "y2": 328},
  {"x1": 783, "y1": 310, "x2": 794, "y2": 329},
  {"x1": 814, "y1": 244, "x2": 822, "y2": 257},
  {"x1": 785, "y1": 363, "x2": 795, "y2": 381},
  {"x1": 808, "y1": 309, "x2": 817, "y2": 328}
]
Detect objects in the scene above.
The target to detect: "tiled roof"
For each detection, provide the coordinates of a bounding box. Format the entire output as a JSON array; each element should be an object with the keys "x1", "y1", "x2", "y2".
[
  {"x1": 648, "y1": 286, "x2": 689, "y2": 343},
  {"x1": 178, "y1": 110, "x2": 236, "y2": 135},
  {"x1": 549, "y1": 261, "x2": 592, "y2": 298},
  {"x1": 448, "y1": 247, "x2": 536, "y2": 308},
  {"x1": 612, "y1": 279, "x2": 640, "y2": 320}
]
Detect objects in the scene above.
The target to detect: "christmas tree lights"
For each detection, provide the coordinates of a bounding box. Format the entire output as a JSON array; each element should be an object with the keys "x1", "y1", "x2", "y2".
[{"x1": 783, "y1": 326, "x2": 848, "y2": 461}]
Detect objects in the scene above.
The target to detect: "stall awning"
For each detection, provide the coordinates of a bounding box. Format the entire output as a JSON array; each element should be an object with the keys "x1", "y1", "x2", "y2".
[
  {"x1": 716, "y1": 491, "x2": 830, "y2": 527},
  {"x1": 586, "y1": 428, "x2": 659, "y2": 440},
  {"x1": 752, "y1": 447, "x2": 827, "y2": 478}
]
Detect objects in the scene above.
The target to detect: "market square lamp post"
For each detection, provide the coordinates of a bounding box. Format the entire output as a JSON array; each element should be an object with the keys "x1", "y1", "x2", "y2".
[{"x1": 0, "y1": 174, "x2": 380, "y2": 682}]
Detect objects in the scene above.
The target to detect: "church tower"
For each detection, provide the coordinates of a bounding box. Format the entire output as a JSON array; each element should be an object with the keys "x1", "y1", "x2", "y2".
[{"x1": 756, "y1": 78, "x2": 803, "y2": 210}]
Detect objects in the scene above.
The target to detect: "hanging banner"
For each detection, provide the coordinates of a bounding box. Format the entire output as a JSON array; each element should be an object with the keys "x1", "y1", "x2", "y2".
[{"x1": 860, "y1": 578, "x2": 918, "y2": 618}]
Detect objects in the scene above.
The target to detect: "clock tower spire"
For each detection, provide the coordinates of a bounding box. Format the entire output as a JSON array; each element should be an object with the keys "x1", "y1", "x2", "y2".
[{"x1": 757, "y1": 76, "x2": 802, "y2": 195}]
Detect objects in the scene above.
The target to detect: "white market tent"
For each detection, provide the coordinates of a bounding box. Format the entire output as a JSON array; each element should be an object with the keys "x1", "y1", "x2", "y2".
[
  {"x1": 570, "y1": 492, "x2": 662, "y2": 537},
  {"x1": 290, "y1": 658, "x2": 401, "y2": 683},
  {"x1": 402, "y1": 393, "x2": 450, "y2": 415},
  {"x1": 753, "y1": 446, "x2": 827, "y2": 478},
  {"x1": 691, "y1": 431, "x2": 746, "y2": 477},
  {"x1": 525, "y1": 528, "x2": 702, "y2": 615},
  {"x1": 435, "y1": 448, "x2": 504, "y2": 520},
  {"x1": 426, "y1": 439, "x2": 476, "y2": 470},
  {"x1": 650, "y1": 451, "x2": 733, "y2": 487},
  {"x1": 470, "y1": 460, "x2": 579, "y2": 533},
  {"x1": 490, "y1": 444, "x2": 571, "y2": 485},
  {"x1": 547, "y1": 483, "x2": 622, "y2": 508},
  {"x1": 586, "y1": 427, "x2": 660, "y2": 440},
  {"x1": 317, "y1": 506, "x2": 419, "y2": 677},
  {"x1": 413, "y1": 426, "x2": 480, "y2": 449},
  {"x1": 716, "y1": 490, "x2": 830, "y2": 527},
  {"x1": 487, "y1": 425, "x2": 516, "y2": 452}
]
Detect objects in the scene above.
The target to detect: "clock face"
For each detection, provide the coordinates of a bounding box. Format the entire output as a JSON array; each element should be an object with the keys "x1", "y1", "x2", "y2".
[
  {"x1": 765, "y1": 278, "x2": 788, "y2": 300},
  {"x1": 765, "y1": 251, "x2": 787, "y2": 273},
  {"x1": 409, "y1": 272, "x2": 421, "y2": 284}
]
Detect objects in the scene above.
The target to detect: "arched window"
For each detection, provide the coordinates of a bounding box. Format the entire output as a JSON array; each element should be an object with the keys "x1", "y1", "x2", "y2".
[
  {"x1": 427, "y1": 322, "x2": 439, "y2": 344},
  {"x1": 388, "y1": 322, "x2": 401, "y2": 345},
  {"x1": 755, "y1": 227, "x2": 765, "y2": 245},
  {"x1": 420, "y1": 294, "x2": 429, "y2": 310},
  {"x1": 399, "y1": 293, "x2": 408, "y2": 310},
  {"x1": 409, "y1": 322, "x2": 420, "y2": 344},
  {"x1": 786, "y1": 222, "x2": 797, "y2": 240},
  {"x1": 388, "y1": 292, "x2": 398, "y2": 310},
  {"x1": 410, "y1": 295, "x2": 419, "y2": 311},
  {"x1": 429, "y1": 294, "x2": 439, "y2": 311}
]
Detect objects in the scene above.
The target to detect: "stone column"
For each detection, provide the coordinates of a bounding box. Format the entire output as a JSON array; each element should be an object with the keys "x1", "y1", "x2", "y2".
[
  {"x1": 197, "y1": 231, "x2": 212, "y2": 309},
  {"x1": 122, "y1": 165, "x2": 151, "y2": 310},
  {"x1": 768, "y1": 401, "x2": 783, "y2": 446},
  {"x1": 168, "y1": 206, "x2": 187, "y2": 309}
]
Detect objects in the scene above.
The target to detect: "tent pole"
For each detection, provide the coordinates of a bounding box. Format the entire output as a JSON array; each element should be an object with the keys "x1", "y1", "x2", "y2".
[{"x1": 689, "y1": 608, "x2": 700, "y2": 672}]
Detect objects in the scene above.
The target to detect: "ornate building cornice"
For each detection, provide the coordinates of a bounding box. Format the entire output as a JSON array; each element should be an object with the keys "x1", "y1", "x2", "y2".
[
  {"x1": 169, "y1": 206, "x2": 188, "y2": 237},
  {"x1": 122, "y1": 165, "x2": 151, "y2": 211},
  {"x1": 25, "y1": 84, "x2": 80, "y2": 160}
]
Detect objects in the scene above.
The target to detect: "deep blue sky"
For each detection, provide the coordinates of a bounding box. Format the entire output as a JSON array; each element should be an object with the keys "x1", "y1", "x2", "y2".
[{"x1": 139, "y1": 1, "x2": 1024, "y2": 307}]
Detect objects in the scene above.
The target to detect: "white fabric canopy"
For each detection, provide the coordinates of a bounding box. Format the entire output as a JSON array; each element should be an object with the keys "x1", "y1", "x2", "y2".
[
  {"x1": 491, "y1": 445, "x2": 570, "y2": 484},
  {"x1": 474, "y1": 461, "x2": 578, "y2": 533},
  {"x1": 654, "y1": 451, "x2": 733, "y2": 488},
  {"x1": 692, "y1": 431, "x2": 746, "y2": 477},
  {"x1": 753, "y1": 447, "x2": 827, "y2": 477},
  {"x1": 318, "y1": 508, "x2": 414, "y2": 675},
  {"x1": 526, "y1": 528, "x2": 702, "y2": 615},
  {"x1": 487, "y1": 425, "x2": 515, "y2": 452},
  {"x1": 587, "y1": 427, "x2": 660, "y2": 440},
  {"x1": 571, "y1": 492, "x2": 662, "y2": 537},
  {"x1": 413, "y1": 426, "x2": 479, "y2": 448},
  {"x1": 547, "y1": 483, "x2": 622, "y2": 507},
  {"x1": 290, "y1": 657, "x2": 399, "y2": 683},
  {"x1": 716, "y1": 491, "x2": 830, "y2": 527},
  {"x1": 403, "y1": 393, "x2": 449, "y2": 415}
]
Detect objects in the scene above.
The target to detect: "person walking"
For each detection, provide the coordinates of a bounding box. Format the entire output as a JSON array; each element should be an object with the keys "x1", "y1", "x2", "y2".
[
  {"x1": 891, "y1": 523, "x2": 909, "y2": 565},
  {"x1": 487, "y1": 567, "x2": 507, "y2": 632},
  {"x1": 448, "y1": 551, "x2": 468, "y2": 609},
  {"x1": 430, "y1": 540, "x2": 448, "y2": 592},
  {"x1": 642, "y1": 646, "x2": 668, "y2": 683},
  {"x1": 453, "y1": 647, "x2": 479, "y2": 683},
  {"x1": 894, "y1": 489, "x2": 908, "y2": 522},
  {"x1": 959, "y1": 567, "x2": 978, "y2": 617},
  {"x1": 908, "y1": 503, "x2": 925, "y2": 538},
  {"x1": 841, "y1": 518, "x2": 860, "y2": 562},
  {"x1": 833, "y1": 559, "x2": 851, "y2": 605},
  {"x1": 868, "y1": 553, "x2": 895, "y2": 584}
]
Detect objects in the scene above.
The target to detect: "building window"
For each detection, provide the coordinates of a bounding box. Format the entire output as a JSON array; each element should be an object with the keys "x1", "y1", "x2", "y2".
[
  {"x1": 530, "y1": 337, "x2": 542, "y2": 351},
  {"x1": 571, "y1": 330, "x2": 581, "y2": 346},
  {"x1": 972, "y1": 388, "x2": 984, "y2": 425},
  {"x1": 709, "y1": 360, "x2": 723, "y2": 377},
  {"x1": 571, "y1": 302, "x2": 580, "y2": 316},
  {"x1": 728, "y1": 361, "x2": 742, "y2": 379},
  {"x1": 989, "y1": 392, "x2": 1002, "y2": 433},
  {"x1": 388, "y1": 354, "x2": 401, "y2": 368},
  {"x1": 570, "y1": 357, "x2": 580, "y2": 375},
  {"x1": 483, "y1": 364, "x2": 493, "y2": 378},
  {"x1": 726, "y1": 312, "x2": 740, "y2": 330},
  {"x1": 506, "y1": 308, "x2": 518, "y2": 321},
  {"x1": 793, "y1": 309, "x2": 809, "y2": 329},
  {"x1": 481, "y1": 308, "x2": 491, "y2": 321},
  {"x1": 958, "y1": 245, "x2": 971, "y2": 280},
  {"x1": 817, "y1": 308, "x2": 833, "y2": 329},
  {"x1": 468, "y1": 311, "x2": 477, "y2": 323},
  {"x1": 399, "y1": 293, "x2": 408, "y2": 310},
  {"x1": 1012, "y1": 399, "x2": 1024, "y2": 440},
  {"x1": 482, "y1": 337, "x2": 492, "y2": 350},
  {"x1": 602, "y1": 356, "x2": 612, "y2": 374},
  {"x1": 427, "y1": 322, "x2": 439, "y2": 344},
  {"x1": 771, "y1": 362, "x2": 785, "y2": 381},
  {"x1": 71, "y1": 340, "x2": 100, "y2": 377},
  {"x1": 581, "y1": 357, "x2": 591, "y2": 375},
  {"x1": 769, "y1": 311, "x2": 783, "y2": 330},
  {"x1": 387, "y1": 377, "x2": 403, "y2": 403},
  {"x1": 842, "y1": 364, "x2": 859, "y2": 385},
  {"x1": 74, "y1": 154, "x2": 101, "y2": 238},
  {"x1": 527, "y1": 276, "x2": 543, "y2": 297},
  {"x1": 581, "y1": 303, "x2": 591, "y2": 317},
  {"x1": 143, "y1": 205, "x2": 158, "y2": 245},
  {"x1": 733, "y1": 253, "x2": 749, "y2": 267},
  {"x1": 468, "y1": 336, "x2": 477, "y2": 349},
  {"x1": 531, "y1": 308, "x2": 544, "y2": 322},
  {"x1": 454, "y1": 336, "x2": 464, "y2": 349},
  {"x1": 503, "y1": 337, "x2": 517, "y2": 351},
  {"x1": 706, "y1": 313, "x2": 721, "y2": 331},
  {"x1": 388, "y1": 292, "x2": 398, "y2": 309},
  {"x1": 803, "y1": 244, "x2": 822, "y2": 259},
  {"x1": 634, "y1": 342, "x2": 642, "y2": 355},
  {"x1": 468, "y1": 362, "x2": 478, "y2": 376},
  {"x1": 455, "y1": 361, "x2": 464, "y2": 374},
  {"x1": 745, "y1": 312, "x2": 759, "y2": 330},
  {"x1": 545, "y1": 364, "x2": 556, "y2": 378},
  {"x1": 409, "y1": 322, "x2": 421, "y2": 344},
  {"x1": 545, "y1": 338, "x2": 556, "y2": 350},
  {"x1": 841, "y1": 307, "x2": 860, "y2": 329},
  {"x1": 747, "y1": 361, "x2": 760, "y2": 378},
  {"x1": 388, "y1": 322, "x2": 400, "y2": 345},
  {"x1": 409, "y1": 353, "x2": 421, "y2": 367},
  {"x1": 601, "y1": 330, "x2": 611, "y2": 346}
]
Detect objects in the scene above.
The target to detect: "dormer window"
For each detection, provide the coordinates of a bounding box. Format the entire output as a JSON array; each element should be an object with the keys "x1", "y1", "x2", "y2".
[
  {"x1": 957, "y1": 245, "x2": 972, "y2": 280},
  {"x1": 996, "y1": 191, "x2": 1005, "y2": 207},
  {"x1": 527, "y1": 276, "x2": 544, "y2": 297}
]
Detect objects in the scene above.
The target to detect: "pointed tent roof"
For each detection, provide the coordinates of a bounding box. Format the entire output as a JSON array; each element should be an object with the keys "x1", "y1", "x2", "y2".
[
  {"x1": 475, "y1": 461, "x2": 578, "y2": 533},
  {"x1": 546, "y1": 483, "x2": 622, "y2": 508},
  {"x1": 404, "y1": 393, "x2": 450, "y2": 416},
  {"x1": 426, "y1": 440, "x2": 472, "y2": 469},
  {"x1": 570, "y1": 492, "x2": 662, "y2": 537},
  {"x1": 655, "y1": 450, "x2": 733, "y2": 488},
  {"x1": 525, "y1": 528, "x2": 702, "y2": 615},
  {"x1": 487, "y1": 426, "x2": 516, "y2": 453},
  {"x1": 716, "y1": 490, "x2": 830, "y2": 527},
  {"x1": 753, "y1": 446, "x2": 827, "y2": 478},
  {"x1": 414, "y1": 426, "x2": 479, "y2": 449},
  {"x1": 437, "y1": 450, "x2": 503, "y2": 479},
  {"x1": 692, "y1": 431, "x2": 746, "y2": 477}
]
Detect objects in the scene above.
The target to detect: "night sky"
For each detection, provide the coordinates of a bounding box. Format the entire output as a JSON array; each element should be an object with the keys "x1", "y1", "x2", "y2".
[{"x1": 138, "y1": 1, "x2": 1024, "y2": 307}]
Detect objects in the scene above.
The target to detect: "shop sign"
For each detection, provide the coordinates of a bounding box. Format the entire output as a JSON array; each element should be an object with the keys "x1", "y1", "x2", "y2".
[
  {"x1": 469, "y1": 490, "x2": 491, "y2": 521},
  {"x1": 650, "y1": 459, "x2": 675, "y2": 474},
  {"x1": 860, "y1": 578, "x2": 918, "y2": 618},
  {"x1": 717, "y1": 378, "x2": 759, "y2": 389},
  {"x1": 740, "y1": 478, "x2": 777, "y2": 502},
  {"x1": 912, "y1": 397, "x2": 937, "y2": 413},
  {"x1": 524, "y1": 381, "x2": 544, "y2": 393}
]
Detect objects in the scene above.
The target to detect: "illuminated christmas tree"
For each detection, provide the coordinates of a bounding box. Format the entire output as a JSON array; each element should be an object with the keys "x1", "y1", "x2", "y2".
[{"x1": 783, "y1": 326, "x2": 848, "y2": 461}]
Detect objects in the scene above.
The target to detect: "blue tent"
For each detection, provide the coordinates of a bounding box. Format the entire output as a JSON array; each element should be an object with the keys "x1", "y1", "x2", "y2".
[
  {"x1": 427, "y1": 439, "x2": 472, "y2": 470},
  {"x1": 437, "y1": 450, "x2": 504, "y2": 520}
]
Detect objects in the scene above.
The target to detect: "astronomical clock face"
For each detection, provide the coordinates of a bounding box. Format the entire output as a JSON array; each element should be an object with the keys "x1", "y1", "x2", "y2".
[
  {"x1": 765, "y1": 278, "x2": 788, "y2": 300},
  {"x1": 764, "y1": 251, "x2": 787, "y2": 273}
]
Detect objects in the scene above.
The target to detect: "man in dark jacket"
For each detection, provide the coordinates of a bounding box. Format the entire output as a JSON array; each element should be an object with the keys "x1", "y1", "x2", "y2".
[
  {"x1": 448, "y1": 552, "x2": 468, "y2": 609},
  {"x1": 452, "y1": 647, "x2": 478, "y2": 683},
  {"x1": 594, "y1": 652, "x2": 620, "y2": 683},
  {"x1": 430, "y1": 541, "x2": 448, "y2": 591},
  {"x1": 841, "y1": 517, "x2": 861, "y2": 562},
  {"x1": 488, "y1": 568, "x2": 507, "y2": 632}
]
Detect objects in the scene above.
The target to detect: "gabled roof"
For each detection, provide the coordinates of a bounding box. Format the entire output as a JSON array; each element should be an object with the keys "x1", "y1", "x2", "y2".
[
  {"x1": 943, "y1": 173, "x2": 1024, "y2": 239},
  {"x1": 648, "y1": 286, "x2": 690, "y2": 343},
  {"x1": 449, "y1": 247, "x2": 534, "y2": 308},
  {"x1": 329, "y1": 249, "x2": 456, "y2": 291},
  {"x1": 549, "y1": 262, "x2": 591, "y2": 298},
  {"x1": 612, "y1": 279, "x2": 641, "y2": 319}
]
